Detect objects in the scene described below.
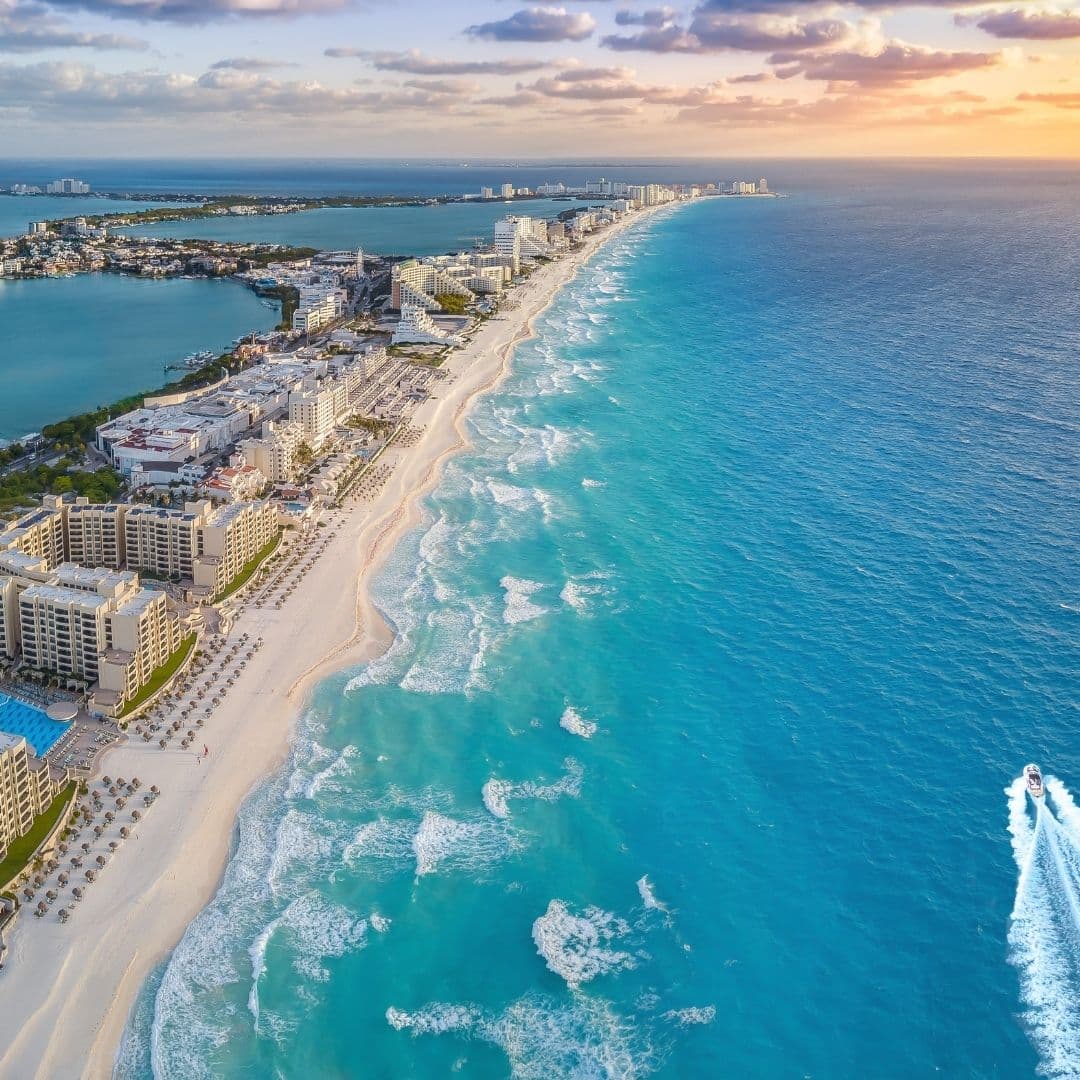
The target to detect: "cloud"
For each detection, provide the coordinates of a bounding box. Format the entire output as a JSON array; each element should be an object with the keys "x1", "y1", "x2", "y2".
[
  {"x1": 554, "y1": 63, "x2": 635, "y2": 80},
  {"x1": 0, "y1": 58, "x2": 475, "y2": 119},
  {"x1": 324, "y1": 47, "x2": 547, "y2": 74},
  {"x1": 0, "y1": 0, "x2": 148, "y2": 51},
  {"x1": 43, "y1": 0, "x2": 348, "y2": 23},
  {"x1": 209, "y1": 55, "x2": 295, "y2": 70},
  {"x1": 602, "y1": 5, "x2": 857, "y2": 53},
  {"x1": 962, "y1": 8, "x2": 1080, "y2": 40},
  {"x1": 401, "y1": 76, "x2": 481, "y2": 95},
  {"x1": 1017, "y1": 90, "x2": 1080, "y2": 108},
  {"x1": 466, "y1": 6, "x2": 596, "y2": 42},
  {"x1": 614, "y1": 6, "x2": 676, "y2": 26},
  {"x1": 777, "y1": 42, "x2": 1003, "y2": 87},
  {"x1": 676, "y1": 88, "x2": 1022, "y2": 128}
]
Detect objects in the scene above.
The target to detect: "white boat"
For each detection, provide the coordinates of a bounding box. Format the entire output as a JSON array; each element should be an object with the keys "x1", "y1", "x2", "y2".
[{"x1": 1025, "y1": 763, "x2": 1044, "y2": 800}]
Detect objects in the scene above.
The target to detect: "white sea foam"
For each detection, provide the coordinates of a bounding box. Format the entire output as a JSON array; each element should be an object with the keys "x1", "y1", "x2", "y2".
[
  {"x1": 387, "y1": 993, "x2": 655, "y2": 1080},
  {"x1": 663, "y1": 1006, "x2": 716, "y2": 1027},
  {"x1": 581, "y1": 477, "x2": 605, "y2": 489},
  {"x1": 482, "y1": 759, "x2": 584, "y2": 819},
  {"x1": 560, "y1": 706, "x2": 598, "y2": 739},
  {"x1": 370, "y1": 912, "x2": 392, "y2": 934},
  {"x1": 532, "y1": 899, "x2": 635, "y2": 989},
  {"x1": 637, "y1": 875, "x2": 670, "y2": 914},
  {"x1": 345, "y1": 811, "x2": 518, "y2": 879},
  {"x1": 1008, "y1": 773, "x2": 1080, "y2": 1077},
  {"x1": 560, "y1": 574, "x2": 614, "y2": 615},
  {"x1": 305, "y1": 745, "x2": 359, "y2": 801},
  {"x1": 501, "y1": 576, "x2": 548, "y2": 625}
]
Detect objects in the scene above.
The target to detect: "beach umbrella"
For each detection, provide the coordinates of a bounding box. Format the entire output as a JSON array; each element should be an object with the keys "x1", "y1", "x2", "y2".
[
  {"x1": 104, "y1": 812, "x2": 114, "y2": 823},
  {"x1": 102, "y1": 776, "x2": 111, "y2": 786},
  {"x1": 132, "y1": 778, "x2": 142, "y2": 789},
  {"x1": 116, "y1": 777, "x2": 125, "y2": 787},
  {"x1": 120, "y1": 827, "x2": 129, "y2": 839},
  {"x1": 36, "y1": 902, "x2": 47, "y2": 916},
  {"x1": 85, "y1": 870, "x2": 96, "y2": 882},
  {"x1": 131, "y1": 810, "x2": 141, "y2": 822},
  {"x1": 22, "y1": 888, "x2": 32, "y2": 902},
  {"x1": 159, "y1": 739, "x2": 167, "y2": 749},
  {"x1": 108, "y1": 841, "x2": 118, "y2": 852},
  {"x1": 33, "y1": 875, "x2": 44, "y2": 887},
  {"x1": 95, "y1": 855, "x2": 106, "y2": 867},
  {"x1": 150, "y1": 784, "x2": 159, "y2": 794},
  {"x1": 58, "y1": 843, "x2": 68, "y2": 855},
  {"x1": 59, "y1": 872, "x2": 68, "y2": 885},
  {"x1": 81, "y1": 842, "x2": 91, "y2": 854},
  {"x1": 46, "y1": 890, "x2": 57, "y2": 901},
  {"x1": 58, "y1": 908, "x2": 70, "y2": 923},
  {"x1": 72, "y1": 887, "x2": 83, "y2": 899},
  {"x1": 47, "y1": 859, "x2": 58, "y2": 871}
]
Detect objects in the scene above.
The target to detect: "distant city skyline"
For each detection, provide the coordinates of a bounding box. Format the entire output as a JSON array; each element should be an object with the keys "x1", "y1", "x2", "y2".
[{"x1": 0, "y1": 0, "x2": 1077, "y2": 156}]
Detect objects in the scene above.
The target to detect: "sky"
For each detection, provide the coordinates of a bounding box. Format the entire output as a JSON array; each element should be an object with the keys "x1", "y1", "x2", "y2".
[{"x1": 0, "y1": 0, "x2": 1078, "y2": 156}]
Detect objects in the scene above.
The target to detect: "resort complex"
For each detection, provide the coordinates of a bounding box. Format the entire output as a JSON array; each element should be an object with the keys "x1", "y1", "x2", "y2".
[{"x1": 0, "y1": 176, "x2": 694, "y2": 1041}]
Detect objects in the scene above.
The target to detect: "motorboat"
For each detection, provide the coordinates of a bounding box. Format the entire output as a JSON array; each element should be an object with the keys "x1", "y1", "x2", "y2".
[{"x1": 1025, "y1": 763, "x2": 1044, "y2": 800}]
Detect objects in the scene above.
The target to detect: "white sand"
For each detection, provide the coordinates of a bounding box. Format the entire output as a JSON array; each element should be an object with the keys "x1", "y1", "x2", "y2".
[{"x1": 0, "y1": 202, "x2": 674, "y2": 1079}]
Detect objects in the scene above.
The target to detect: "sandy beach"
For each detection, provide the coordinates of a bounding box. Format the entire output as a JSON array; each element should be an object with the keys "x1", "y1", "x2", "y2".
[{"x1": 0, "y1": 202, "x2": 673, "y2": 1080}]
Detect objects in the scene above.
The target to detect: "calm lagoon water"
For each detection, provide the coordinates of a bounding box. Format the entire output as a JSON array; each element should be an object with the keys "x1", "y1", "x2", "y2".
[
  {"x1": 115, "y1": 164, "x2": 1080, "y2": 1079},
  {"x1": 0, "y1": 274, "x2": 276, "y2": 440}
]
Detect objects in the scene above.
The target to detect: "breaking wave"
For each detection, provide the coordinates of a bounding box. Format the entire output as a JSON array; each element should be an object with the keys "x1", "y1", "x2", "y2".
[
  {"x1": 387, "y1": 992, "x2": 657, "y2": 1080},
  {"x1": 482, "y1": 758, "x2": 584, "y2": 819},
  {"x1": 532, "y1": 899, "x2": 636, "y2": 989},
  {"x1": 560, "y1": 705, "x2": 598, "y2": 739}
]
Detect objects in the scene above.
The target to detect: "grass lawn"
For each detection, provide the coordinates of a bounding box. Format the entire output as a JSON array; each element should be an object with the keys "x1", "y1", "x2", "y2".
[
  {"x1": 0, "y1": 781, "x2": 77, "y2": 891},
  {"x1": 214, "y1": 531, "x2": 282, "y2": 603},
  {"x1": 118, "y1": 633, "x2": 197, "y2": 718}
]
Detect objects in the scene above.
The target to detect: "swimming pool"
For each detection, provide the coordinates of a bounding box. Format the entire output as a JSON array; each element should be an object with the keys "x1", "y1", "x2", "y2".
[{"x1": 0, "y1": 696, "x2": 70, "y2": 756}]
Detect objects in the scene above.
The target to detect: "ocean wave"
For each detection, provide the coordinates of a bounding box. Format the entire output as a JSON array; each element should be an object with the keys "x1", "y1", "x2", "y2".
[
  {"x1": 636, "y1": 875, "x2": 670, "y2": 915},
  {"x1": 344, "y1": 809, "x2": 520, "y2": 879},
  {"x1": 482, "y1": 758, "x2": 584, "y2": 819},
  {"x1": 501, "y1": 576, "x2": 549, "y2": 625},
  {"x1": 561, "y1": 573, "x2": 615, "y2": 616},
  {"x1": 387, "y1": 992, "x2": 657, "y2": 1080},
  {"x1": 560, "y1": 706, "x2": 598, "y2": 739},
  {"x1": 532, "y1": 899, "x2": 636, "y2": 989},
  {"x1": 663, "y1": 1006, "x2": 716, "y2": 1027}
]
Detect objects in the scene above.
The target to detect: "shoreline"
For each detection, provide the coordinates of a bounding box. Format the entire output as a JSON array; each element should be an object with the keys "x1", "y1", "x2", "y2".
[{"x1": 0, "y1": 200, "x2": 678, "y2": 1080}]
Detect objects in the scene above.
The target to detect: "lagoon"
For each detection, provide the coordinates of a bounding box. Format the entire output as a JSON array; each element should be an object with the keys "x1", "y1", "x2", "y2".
[
  {"x1": 0, "y1": 274, "x2": 277, "y2": 441},
  {"x1": 118, "y1": 198, "x2": 590, "y2": 256}
]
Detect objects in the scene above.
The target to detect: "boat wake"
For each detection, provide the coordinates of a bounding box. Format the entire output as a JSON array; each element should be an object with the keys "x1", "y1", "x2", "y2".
[{"x1": 1007, "y1": 773, "x2": 1080, "y2": 1077}]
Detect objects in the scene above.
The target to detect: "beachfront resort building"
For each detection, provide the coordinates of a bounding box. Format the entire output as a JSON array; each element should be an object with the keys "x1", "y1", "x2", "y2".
[
  {"x1": 392, "y1": 305, "x2": 464, "y2": 347},
  {"x1": 391, "y1": 259, "x2": 474, "y2": 313},
  {"x1": 0, "y1": 553, "x2": 184, "y2": 713},
  {"x1": 0, "y1": 733, "x2": 63, "y2": 863},
  {"x1": 238, "y1": 420, "x2": 307, "y2": 484}
]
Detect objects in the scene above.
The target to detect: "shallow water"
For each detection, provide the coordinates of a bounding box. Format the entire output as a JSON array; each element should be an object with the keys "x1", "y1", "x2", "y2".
[{"x1": 119, "y1": 165, "x2": 1080, "y2": 1078}]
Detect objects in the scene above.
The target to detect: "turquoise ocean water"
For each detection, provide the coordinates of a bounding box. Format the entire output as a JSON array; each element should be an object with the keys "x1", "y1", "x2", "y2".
[
  {"x1": 0, "y1": 275, "x2": 277, "y2": 441},
  {"x1": 117, "y1": 169, "x2": 1079, "y2": 1078}
]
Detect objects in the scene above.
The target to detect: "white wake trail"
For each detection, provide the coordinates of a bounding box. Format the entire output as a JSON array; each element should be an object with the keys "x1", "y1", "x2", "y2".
[{"x1": 1008, "y1": 773, "x2": 1080, "y2": 1077}]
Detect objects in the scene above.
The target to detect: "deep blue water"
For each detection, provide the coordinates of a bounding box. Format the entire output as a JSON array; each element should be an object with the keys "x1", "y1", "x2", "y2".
[{"x1": 117, "y1": 165, "x2": 1079, "y2": 1079}]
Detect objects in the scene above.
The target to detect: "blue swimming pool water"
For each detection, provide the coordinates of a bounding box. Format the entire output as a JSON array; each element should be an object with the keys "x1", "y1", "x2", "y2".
[{"x1": 0, "y1": 697, "x2": 69, "y2": 756}]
